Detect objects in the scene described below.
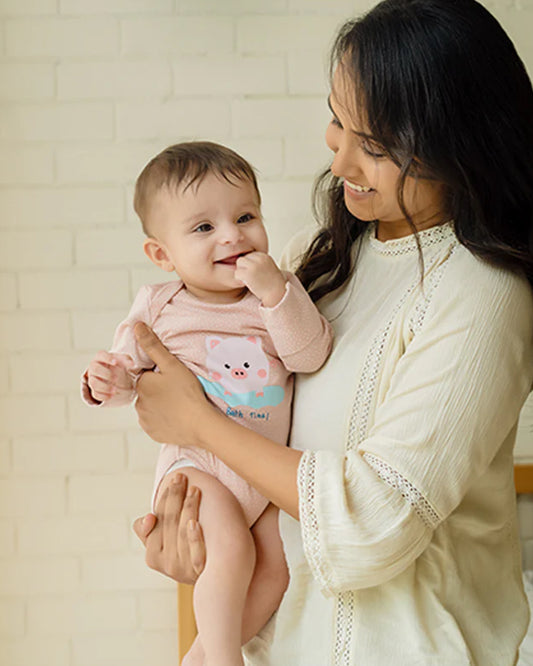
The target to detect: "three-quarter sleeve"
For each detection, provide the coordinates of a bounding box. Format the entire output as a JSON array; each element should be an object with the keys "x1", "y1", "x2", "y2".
[{"x1": 297, "y1": 259, "x2": 533, "y2": 596}]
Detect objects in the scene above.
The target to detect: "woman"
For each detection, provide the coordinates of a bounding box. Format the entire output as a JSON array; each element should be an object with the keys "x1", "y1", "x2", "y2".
[{"x1": 133, "y1": 1, "x2": 533, "y2": 663}]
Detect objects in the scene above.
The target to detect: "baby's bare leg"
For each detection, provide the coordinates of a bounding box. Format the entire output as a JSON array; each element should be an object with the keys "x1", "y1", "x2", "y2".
[
  {"x1": 158, "y1": 469, "x2": 255, "y2": 666},
  {"x1": 241, "y1": 503, "x2": 289, "y2": 644},
  {"x1": 181, "y1": 636, "x2": 203, "y2": 666},
  {"x1": 180, "y1": 504, "x2": 289, "y2": 665}
]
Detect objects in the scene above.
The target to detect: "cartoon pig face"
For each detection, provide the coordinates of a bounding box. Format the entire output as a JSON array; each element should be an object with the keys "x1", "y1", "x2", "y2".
[{"x1": 205, "y1": 335, "x2": 269, "y2": 396}]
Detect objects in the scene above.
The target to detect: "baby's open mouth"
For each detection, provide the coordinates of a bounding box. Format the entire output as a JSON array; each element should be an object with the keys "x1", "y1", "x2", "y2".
[{"x1": 216, "y1": 252, "x2": 250, "y2": 265}]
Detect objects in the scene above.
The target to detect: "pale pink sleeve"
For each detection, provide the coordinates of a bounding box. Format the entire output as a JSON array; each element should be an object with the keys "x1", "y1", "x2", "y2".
[
  {"x1": 259, "y1": 272, "x2": 333, "y2": 373},
  {"x1": 81, "y1": 285, "x2": 156, "y2": 407}
]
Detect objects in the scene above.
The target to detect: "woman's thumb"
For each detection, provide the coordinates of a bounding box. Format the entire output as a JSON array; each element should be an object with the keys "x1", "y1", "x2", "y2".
[{"x1": 132, "y1": 513, "x2": 157, "y2": 545}]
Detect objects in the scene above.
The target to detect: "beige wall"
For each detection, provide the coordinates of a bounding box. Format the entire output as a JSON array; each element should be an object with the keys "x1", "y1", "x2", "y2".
[{"x1": 1, "y1": 1, "x2": 533, "y2": 664}]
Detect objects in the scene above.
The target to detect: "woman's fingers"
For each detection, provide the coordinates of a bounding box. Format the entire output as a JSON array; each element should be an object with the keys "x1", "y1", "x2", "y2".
[
  {"x1": 171, "y1": 479, "x2": 205, "y2": 583},
  {"x1": 132, "y1": 475, "x2": 206, "y2": 584},
  {"x1": 134, "y1": 322, "x2": 176, "y2": 371},
  {"x1": 162, "y1": 475, "x2": 187, "y2": 559},
  {"x1": 132, "y1": 513, "x2": 157, "y2": 547},
  {"x1": 188, "y1": 519, "x2": 207, "y2": 577},
  {"x1": 179, "y1": 486, "x2": 203, "y2": 574}
]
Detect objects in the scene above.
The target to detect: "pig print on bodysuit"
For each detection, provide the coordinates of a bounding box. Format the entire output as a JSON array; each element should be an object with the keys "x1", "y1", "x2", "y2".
[{"x1": 205, "y1": 335, "x2": 269, "y2": 397}]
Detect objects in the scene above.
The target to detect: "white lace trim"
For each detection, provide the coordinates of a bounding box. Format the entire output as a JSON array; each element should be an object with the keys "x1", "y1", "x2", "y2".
[
  {"x1": 332, "y1": 236, "x2": 456, "y2": 664},
  {"x1": 297, "y1": 226, "x2": 457, "y2": 665},
  {"x1": 298, "y1": 450, "x2": 334, "y2": 593},
  {"x1": 368, "y1": 220, "x2": 455, "y2": 256},
  {"x1": 331, "y1": 272, "x2": 426, "y2": 666},
  {"x1": 363, "y1": 453, "x2": 441, "y2": 528},
  {"x1": 334, "y1": 591, "x2": 355, "y2": 666},
  {"x1": 408, "y1": 244, "x2": 458, "y2": 336},
  {"x1": 346, "y1": 273, "x2": 421, "y2": 452}
]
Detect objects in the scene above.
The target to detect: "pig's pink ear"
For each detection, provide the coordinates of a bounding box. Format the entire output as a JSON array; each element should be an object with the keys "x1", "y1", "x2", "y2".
[
  {"x1": 247, "y1": 336, "x2": 258, "y2": 344},
  {"x1": 206, "y1": 336, "x2": 222, "y2": 350}
]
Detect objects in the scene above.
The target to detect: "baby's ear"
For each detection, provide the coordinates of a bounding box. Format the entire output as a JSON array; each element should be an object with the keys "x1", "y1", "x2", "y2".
[{"x1": 143, "y1": 238, "x2": 174, "y2": 272}]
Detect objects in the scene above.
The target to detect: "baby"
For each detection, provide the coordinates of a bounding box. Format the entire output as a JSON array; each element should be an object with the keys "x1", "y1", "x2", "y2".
[{"x1": 81, "y1": 141, "x2": 333, "y2": 666}]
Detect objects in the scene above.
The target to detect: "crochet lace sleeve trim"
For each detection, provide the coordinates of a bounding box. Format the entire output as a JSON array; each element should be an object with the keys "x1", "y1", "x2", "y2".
[
  {"x1": 363, "y1": 452, "x2": 442, "y2": 529},
  {"x1": 298, "y1": 449, "x2": 334, "y2": 593}
]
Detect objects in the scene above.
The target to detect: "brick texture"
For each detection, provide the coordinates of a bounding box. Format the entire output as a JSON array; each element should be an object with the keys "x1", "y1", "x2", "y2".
[{"x1": 1, "y1": 2, "x2": 531, "y2": 664}]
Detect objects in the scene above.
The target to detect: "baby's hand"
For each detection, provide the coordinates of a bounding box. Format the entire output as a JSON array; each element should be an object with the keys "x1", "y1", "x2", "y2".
[
  {"x1": 235, "y1": 252, "x2": 287, "y2": 308},
  {"x1": 87, "y1": 350, "x2": 135, "y2": 403}
]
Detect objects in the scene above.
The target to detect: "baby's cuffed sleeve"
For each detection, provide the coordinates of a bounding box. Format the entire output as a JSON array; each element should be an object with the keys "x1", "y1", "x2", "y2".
[
  {"x1": 80, "y1": 285, "x2": 157, "y2": 407},
  {"x1": 260, "y1": 272, "x2": 333, "y2": 373}
]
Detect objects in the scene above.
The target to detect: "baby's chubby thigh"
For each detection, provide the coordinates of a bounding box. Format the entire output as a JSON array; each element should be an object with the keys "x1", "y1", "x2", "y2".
[{"x1": 158, "y1": 464, "x2": 256, "y2": 574}]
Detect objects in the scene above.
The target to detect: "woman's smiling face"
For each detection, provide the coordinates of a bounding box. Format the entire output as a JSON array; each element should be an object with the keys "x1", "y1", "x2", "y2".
[{"x1": 325, "y1": 64, "x2": 446, "y2": 241}]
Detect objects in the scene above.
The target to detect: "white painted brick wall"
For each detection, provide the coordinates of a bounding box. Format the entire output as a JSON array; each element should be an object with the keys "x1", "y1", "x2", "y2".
[
  {"x1": 0, "y1": 64, "x2": 55, "y2": 101},
  {"x1": 1, "y1": 1, "x2": 532, "y2": 664},
  {"x1": 0, "y1": 188, "x2": 124, "y2": 227},
  {"x1": 0, "y1": 146, "x2": 55, "y2": 185},
  {"x1": 519, "y1": 495, "x2": 533, "y2": 570},
  {"x1": 5, "y1": 18, "x2": 120, "y2": 58}
]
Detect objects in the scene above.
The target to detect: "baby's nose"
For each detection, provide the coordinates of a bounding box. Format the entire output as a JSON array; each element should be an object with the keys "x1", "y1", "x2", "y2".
[{"x1": 219, "y1": 223, "x2": 244, "y2": 243}]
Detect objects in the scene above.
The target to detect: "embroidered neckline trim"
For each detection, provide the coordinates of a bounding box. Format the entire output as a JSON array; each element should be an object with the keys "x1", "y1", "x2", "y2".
[{"x1": 368, "y1": 221, "x2": 455, "y2": 256}]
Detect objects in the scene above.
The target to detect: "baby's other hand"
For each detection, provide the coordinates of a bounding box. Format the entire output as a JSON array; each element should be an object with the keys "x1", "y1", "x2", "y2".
[
  {"x1": 87, "y1": 350, "x2": 135, "y2": 403},
  {"x1": 235, "y1": 251, "x2": 287, "y2": 308}
]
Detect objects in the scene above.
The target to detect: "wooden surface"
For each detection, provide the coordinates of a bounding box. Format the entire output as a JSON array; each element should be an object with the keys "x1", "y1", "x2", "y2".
[
  {"x1": 176, "y1": 463, "x2": 533, "y2": 659},
  {"x1": 515, "y1": 464, "x2": 533, "y2": 495},
  {"x1": 177, "y1": 583, "x2": 197, "y2": 661}
]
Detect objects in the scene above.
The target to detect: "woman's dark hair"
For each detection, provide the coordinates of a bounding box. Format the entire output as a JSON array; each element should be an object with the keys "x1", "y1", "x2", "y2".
[{"x1": 296, "y1": 0, "x2": 533, "y2": 301}]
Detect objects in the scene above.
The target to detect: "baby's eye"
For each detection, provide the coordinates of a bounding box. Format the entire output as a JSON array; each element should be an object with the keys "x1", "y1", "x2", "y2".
[
  {"x1": 237, "y1": 213, "x2": 254, "y2": 224},
  {"x1": 194, "y1": 222, "x2": 213, "y2": 233},
  {"x1": 330, "y1": 116, "x2": 343, "y2": 129}
]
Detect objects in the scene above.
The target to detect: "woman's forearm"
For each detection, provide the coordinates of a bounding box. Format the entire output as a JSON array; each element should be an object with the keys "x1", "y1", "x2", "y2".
[{"x1": 199, "y1": 406, "x2": 302, "y2": 520}]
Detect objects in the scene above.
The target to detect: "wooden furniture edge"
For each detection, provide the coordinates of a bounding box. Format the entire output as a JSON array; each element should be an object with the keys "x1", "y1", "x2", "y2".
[
  {"x1": 515, "y1": 463, "x2": 533, "y2": 495},
  {"x1": 178, "y1": 583, "x2": 197, "y2": 661}
]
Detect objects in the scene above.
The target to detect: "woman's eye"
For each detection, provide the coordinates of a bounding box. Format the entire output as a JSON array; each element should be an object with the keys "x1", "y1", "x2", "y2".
[
  {"x1": 194, "y1": 223, "x2": 213, "y2": 233},
  {"x1": 361, "y1": 140, "x2": 386, "y2": 159},
  {"x1": 237, "y1": 213, "x2": 254, "y2": 224}
]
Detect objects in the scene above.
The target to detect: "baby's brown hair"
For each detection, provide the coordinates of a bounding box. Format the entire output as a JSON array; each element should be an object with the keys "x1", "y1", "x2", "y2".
[{"x1": 134, "y1": 141, "x2": 261, "y2": 235}]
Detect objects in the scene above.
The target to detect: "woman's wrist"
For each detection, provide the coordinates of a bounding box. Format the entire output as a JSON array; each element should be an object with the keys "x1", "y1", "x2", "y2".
[
  {"x1": 193, "y1": 404, "x2": 302, "y2": 518},
  {"x1": 195, "y1": 402, "x2": 227, "y2": 452}
]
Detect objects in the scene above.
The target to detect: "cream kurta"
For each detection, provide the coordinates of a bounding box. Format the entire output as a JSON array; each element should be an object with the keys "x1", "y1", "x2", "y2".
[{"x1": 244, "y1": 223, "x2": 533, "y2": 665}]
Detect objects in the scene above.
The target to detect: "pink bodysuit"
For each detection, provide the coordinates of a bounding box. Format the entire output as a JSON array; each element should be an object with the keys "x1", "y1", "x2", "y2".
[{"x1": 82, "y1": 272, "x2": 333, "y2": 526}]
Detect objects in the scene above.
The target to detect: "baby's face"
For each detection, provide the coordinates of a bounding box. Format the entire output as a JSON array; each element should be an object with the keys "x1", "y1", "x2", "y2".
[{"x1": 144, "y1": 172, "x2": 268, "y2": 303}]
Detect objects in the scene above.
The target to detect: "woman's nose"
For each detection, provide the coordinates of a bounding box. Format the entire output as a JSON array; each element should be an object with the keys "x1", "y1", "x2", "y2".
[{"x1": 331, "y1": 141, "x2": 356, "y2": 179}]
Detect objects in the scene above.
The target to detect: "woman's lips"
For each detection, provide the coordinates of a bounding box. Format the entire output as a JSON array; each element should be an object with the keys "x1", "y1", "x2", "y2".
[{"x1": 344, "y1": 179, "x2": 375, "y2": 199}]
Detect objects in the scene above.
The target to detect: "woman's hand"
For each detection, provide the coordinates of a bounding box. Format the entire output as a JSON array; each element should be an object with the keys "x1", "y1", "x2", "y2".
[
  {"x1": 132, "y1": 474, "x2": 206, "y2": 584},
  {"x1": 134, "y1": 322, "x2": 213, "y2": 446}
]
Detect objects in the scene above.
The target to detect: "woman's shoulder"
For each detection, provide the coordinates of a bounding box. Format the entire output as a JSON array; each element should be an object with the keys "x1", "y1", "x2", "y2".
[
  {"x1": 431, "y1": 242, "x2": 533, "y2": 321},
  {"x1": 278, "y1": 225, "x2": 319, "y2": 272}
]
